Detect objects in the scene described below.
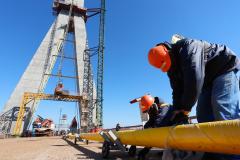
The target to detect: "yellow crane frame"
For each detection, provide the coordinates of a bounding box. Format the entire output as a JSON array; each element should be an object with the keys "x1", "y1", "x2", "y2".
[{"x1": 13, "y1": 92, "x2": 86, "y2": 136}]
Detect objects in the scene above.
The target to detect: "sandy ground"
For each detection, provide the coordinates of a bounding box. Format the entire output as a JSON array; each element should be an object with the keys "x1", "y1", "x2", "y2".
[{"x1": 0, "y1": 136, "x2": 165, "y2": 160}]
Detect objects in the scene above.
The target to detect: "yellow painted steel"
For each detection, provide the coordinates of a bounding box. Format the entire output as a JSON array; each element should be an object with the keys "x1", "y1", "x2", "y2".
[
  {"x1": 80, "y1": 133, "x2": 104, "y2": 142},
  {"x1": 66, "y1": 133, "x2": 77, "y2": 140},
  {"x1": 13, "y1": 92, "x2": 86, "y2": 136},
  {"x1": 80, "y1": 119, "x2": 240, "y2": 155},
  {"x1": 13, "y1": 94, "x2": 28, "y2": 136}
]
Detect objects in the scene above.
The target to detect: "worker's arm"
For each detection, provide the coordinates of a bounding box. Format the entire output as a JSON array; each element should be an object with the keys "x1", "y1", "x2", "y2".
[
  {"x1": 144, "y1": 119, "x2": 154, "y2": 129},
  {"x1": 167, "y1": 65, "x2": 183, "y2": 110},
  {"x1": 144, "y1": 104, "x2": 159, "y2": 129},
  {"x1": 180, "y1": 39, "x2": 205, "y2": 111}
]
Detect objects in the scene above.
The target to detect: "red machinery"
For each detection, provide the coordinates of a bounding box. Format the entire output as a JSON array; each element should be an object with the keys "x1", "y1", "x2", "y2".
[
  {"x1": 90, "y1": 127, "x2": 103, "y2": 133},
  {"x1": 32, "y1": 115, "x2": 54, "y2": 136}
]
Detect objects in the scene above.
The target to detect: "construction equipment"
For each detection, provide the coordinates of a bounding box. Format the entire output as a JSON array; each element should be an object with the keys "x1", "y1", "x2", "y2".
[
  {"x1": 89, "y1": 127, "x2": 102, "y2": 133},
  {"x1": 96, "y1": 0, "x2": 106, "y2": 127},
  {"x1": 13, "y1": 92, "x2": 87, "y2": 136},
  {"x1": 1, "y1": 0, "x2": 104, "y2": 135},
  {"x1": 79, "y1": 119, "x2": 240, "y2": 157},
  {"x1": 71, "y1": 125, "x2": 142, "y2": 146},
  {"x1": 33, "y1": 115, "x2": 53, "y2": 128},
  {"x1": 32, "y1": 115, "x2": 54, "y2": 136},
  {"x1": 99, "y1": 130, "x2": 129, "y2": 158}
]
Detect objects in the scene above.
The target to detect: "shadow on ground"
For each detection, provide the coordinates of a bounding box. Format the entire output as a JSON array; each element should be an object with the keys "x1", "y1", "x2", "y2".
[
  {"x1": 63, "y1": 138, "x2": 165, "y2": 160},
  {"x1": 64, "y1": 139, "x2": 103, "y2": 159}
]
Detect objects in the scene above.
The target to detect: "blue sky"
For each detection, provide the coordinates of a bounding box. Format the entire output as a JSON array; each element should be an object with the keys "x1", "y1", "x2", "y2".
[{"x1": 0, "y1": 0, "x2": 240, "y2": 128}]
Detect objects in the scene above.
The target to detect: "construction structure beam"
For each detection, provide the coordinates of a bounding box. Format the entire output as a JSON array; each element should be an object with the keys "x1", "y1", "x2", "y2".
[
  {"x1": 96, "y1": 0, "x2": 106, "y2": 127},
  {"x1": 80, "y1": 119, "x2": 240, "y2": 155},
  {"x1": 44, "y1": 74, "x2": 78, "y2": 79},
  {"x1": 53, "y1": 0, "x2": 87, "y2": 19},
  {"x1": 0, "y1": 0, "x2": 102, "y2": 135},
  {"x1": 13, "y1": 92, "x2": 87, "y2": 136}
]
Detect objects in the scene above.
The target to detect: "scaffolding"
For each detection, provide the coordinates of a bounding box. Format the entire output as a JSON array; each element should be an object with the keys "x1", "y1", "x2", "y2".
[{"x1": 96, "y1": 0, "x2": 106, "y2": 127}]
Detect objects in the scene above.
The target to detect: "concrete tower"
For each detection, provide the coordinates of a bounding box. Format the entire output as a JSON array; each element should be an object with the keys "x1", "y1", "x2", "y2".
[{"x1": 0, "y1": 0, "x2": 97, "y2": 135}]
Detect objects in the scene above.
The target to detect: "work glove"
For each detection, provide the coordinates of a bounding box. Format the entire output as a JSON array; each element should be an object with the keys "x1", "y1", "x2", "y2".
[
  {"x1": 148, "y1": 103, "x2": 159, "y2": 117},
  {"x1": 170, "y1": 110, "x2": 190, "y2": 125},
  {"x1": 153, "y1": 105, "x2": 190, "y2": 127}
]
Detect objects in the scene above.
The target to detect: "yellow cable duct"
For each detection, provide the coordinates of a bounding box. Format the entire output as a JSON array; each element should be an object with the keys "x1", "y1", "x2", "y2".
[{"x1": 80, "y1": 119, "x2": 240, "y2": 154}]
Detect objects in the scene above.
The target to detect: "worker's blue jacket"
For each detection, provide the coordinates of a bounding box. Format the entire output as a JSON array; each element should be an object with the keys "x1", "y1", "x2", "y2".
[{"x1": 163, "y1": 39, "x2": 240, "y2": 111}]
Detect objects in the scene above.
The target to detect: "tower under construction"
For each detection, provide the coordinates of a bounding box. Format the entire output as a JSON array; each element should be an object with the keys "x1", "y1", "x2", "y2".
[{"x1": 0, "y1": 0, "x2": 105, "y2": 135}]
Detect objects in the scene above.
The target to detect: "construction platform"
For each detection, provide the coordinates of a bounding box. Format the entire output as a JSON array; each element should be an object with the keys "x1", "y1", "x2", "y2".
[{"x1": 0, "y1": 137, "x2": 167, "y2": 160}]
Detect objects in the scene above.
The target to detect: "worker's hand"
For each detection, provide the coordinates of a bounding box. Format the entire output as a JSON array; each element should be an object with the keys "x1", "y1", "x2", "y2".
[
  {"x1": 148, "y1": 103, "x2": 158, "y2": 116},
  {"x1": 170, "y1": 110, "x2": 190, "y2": 125}
]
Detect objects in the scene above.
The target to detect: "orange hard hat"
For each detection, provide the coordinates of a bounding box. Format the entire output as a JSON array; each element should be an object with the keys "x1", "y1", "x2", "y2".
[
  {"x1": 148, "y1": 45, "x2": 171, "y2": 72},
  {"x1": 140, "y1": 95, "x2": 154, "y2": 113}
]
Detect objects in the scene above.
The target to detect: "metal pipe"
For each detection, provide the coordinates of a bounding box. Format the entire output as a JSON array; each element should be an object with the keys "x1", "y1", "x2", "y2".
[
  {"x1": 80, "y1": 132, "x2": 104, "y2": 142},
  {"x1": 80, "y1": 119, "x2": 240, "y2": 154}
]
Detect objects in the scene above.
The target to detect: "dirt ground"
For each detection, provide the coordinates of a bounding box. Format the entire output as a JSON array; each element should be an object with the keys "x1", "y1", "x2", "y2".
[{"x1": 0, "y1": 136, "x2": 164, "y2": 160}]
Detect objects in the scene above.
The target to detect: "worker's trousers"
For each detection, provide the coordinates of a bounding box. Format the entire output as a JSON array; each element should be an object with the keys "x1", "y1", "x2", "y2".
[
  {"x1": 197, "y1": 70, "x2": 240, "y2": 122},
  {"x1": 197, "y1": 70, "x2": 240, "y2": 160}
]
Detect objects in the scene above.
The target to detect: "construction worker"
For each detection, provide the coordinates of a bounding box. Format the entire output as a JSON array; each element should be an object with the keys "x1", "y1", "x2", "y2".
[
  {"x1": 141, "y1": 96, "x2": 177, "y2": 129},
  {"x1": 137, "y1": 95, "x2": 192, "y2": 160},
  {"x1": 148, "y1": 36, "x2": 240, "y2": 160},
  {"x1": 115, "y1": 123, "x2": 121, "y2": 131},
  {"x1": 137, "y1": 95, "x2": 165, "y2": 160}
]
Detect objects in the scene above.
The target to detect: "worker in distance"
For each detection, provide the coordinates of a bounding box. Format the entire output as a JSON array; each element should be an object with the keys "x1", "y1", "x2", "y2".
[
  {"x1": 131, "y1": 94, "x2": 196, "y2": 160},
  {"x1": 147, "y1": 34, "x2": 240, "y2": 160}
]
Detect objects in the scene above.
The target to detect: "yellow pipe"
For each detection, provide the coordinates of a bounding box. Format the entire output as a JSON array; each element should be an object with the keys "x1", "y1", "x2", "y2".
[
  {"x1": 80, "y1": 133, "x2": 104, "y2": 142},
  {"x1": 80, "y1": 120, "x2": 240, "y2": 154},
  {"x1": 66, "y1": 133, "x2": 77, "y2": 140}
]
